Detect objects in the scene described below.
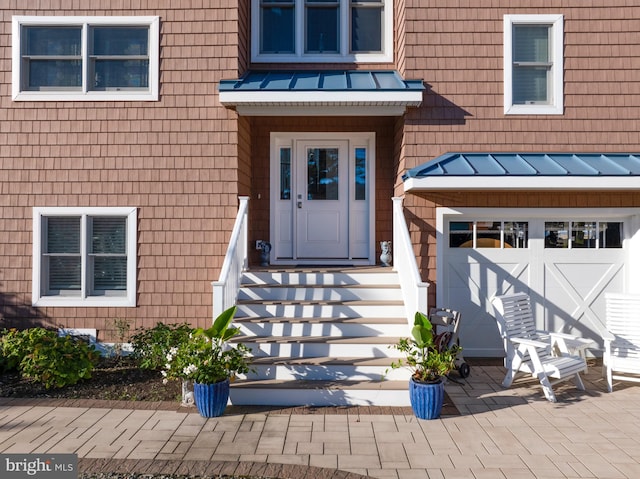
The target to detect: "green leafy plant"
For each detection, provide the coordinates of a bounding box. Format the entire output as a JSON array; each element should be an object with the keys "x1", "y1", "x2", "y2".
[
  {"x1": 130, "y1": 322, "x2": 193, "y2": 370},
  {"x1": 1, "y1": 328, "x2": 51, "y2": 372},
  {"x1": 162, "y1": 306, "x2": 252, "y2": 385},
  {"x1": 389, "y1": 312, "x2": 460, "y2": 383},
  {"x1": 0, "y1": 328, "x2": 99, "y2": 389}
]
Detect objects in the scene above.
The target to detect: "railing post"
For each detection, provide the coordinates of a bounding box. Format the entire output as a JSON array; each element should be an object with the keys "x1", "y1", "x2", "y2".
[
  {"x1": 212, "y1": 196, "x2": 250, "y2": 319},
  {"x1": 392, "y1": 196, "x2": 429, "y2": 324}
]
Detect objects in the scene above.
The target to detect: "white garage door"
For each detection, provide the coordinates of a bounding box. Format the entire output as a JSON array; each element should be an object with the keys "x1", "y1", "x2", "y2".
[{"x1": 438, "y1": 208, "x2": 634, "y2": 357}]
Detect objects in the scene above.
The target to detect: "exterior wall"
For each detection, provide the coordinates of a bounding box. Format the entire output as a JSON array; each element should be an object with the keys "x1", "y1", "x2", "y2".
[
  {"x1": 247, "y1": 116, "x2": 397, "y2": 265},
  {"x1": 400, "y1": 2, "x2": 640, "y2": 307},
  {"x1": 0, "y1": 2, "x2": 242, "y2": 339}
]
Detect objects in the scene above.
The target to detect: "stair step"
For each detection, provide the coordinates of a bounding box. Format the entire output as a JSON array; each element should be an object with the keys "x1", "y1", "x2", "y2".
[
  {"x1": 235, "y1": 316, "x2": 409, "y2": 337},
  {"x1": 235, "y1": 335, "x2": 402, "y2": 344},
  {"x1": 234, "y1": 316, "x2": 406, "y2": 324},
  {"x1": 238, "y1": 285, "x2": 402, "y2": 301},
  {"x1": 232, "y1": 378, "x2": 408, "y2": 390},
  {"x1": 238, "y1": 299, "x2": 404, "y2": 306},
  {"x1": 236, "y1": 302, "x2": 405, "y2": 319},
  {"x1": 229, "y1": 379, "x2": 411, "y2": 406},
  {"x1": 250, "y1": 356, "x2": 396, "y2": 366},
  {"x1": 242, "y1": 268, "x2": 399, "y2": 286}
]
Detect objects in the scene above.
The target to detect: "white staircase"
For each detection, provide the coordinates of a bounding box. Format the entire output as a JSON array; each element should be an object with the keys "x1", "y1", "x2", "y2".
[{"x1": 228, "y1": 267, "x2": 413, "y2": 406}]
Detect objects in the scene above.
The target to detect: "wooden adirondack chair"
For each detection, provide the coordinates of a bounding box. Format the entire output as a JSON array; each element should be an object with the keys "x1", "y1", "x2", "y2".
[
  {"x1": 491, "y1": 292, "x2": 589, "y2": 402},
  {"x1": 603, "y1": 293, "x2": 640, "y2": 392}
]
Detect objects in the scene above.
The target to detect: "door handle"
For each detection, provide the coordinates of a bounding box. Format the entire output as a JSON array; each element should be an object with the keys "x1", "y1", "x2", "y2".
[{"x1": 297, "y1": 201, "x2": 302, "y2": 209}]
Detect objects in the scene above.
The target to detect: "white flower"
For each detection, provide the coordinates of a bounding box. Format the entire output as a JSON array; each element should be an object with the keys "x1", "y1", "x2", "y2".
[
  {"x1": 161, "y1": 370, "x2": 167, "y2": 377},
  {"x1": 165, "y1": 363, "x2": 172, "y2": 370},
  {"x1": 162, "y1": 378, "x2": 168, "y2": 385},
  {"x1": 166, "y1": 347, "x2": 179, "y2": 362},
  {"x1": 183, "y1": 364, "x2": 198, "y2": 376}
]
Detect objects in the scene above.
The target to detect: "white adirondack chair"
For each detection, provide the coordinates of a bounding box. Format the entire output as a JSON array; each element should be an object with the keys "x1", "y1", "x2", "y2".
[
  {"x1": 603, "y1": 293, "x2": 640, "y2": 392},
  {"x1": 491, "y1": 292, "x2": 588, "y2": 402}
]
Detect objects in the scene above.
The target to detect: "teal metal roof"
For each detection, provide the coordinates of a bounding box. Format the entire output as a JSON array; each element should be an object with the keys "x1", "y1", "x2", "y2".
[
  {"x1": 404, "y1": 153, "x2": 640, "y2": 179},
  {"x1": 218, "y1": 70, "x2": 424, "y2": 116},
  {"x1": 403, "y1": 153, "x2": 640, "y2": 192},
  {"x1": 219, "y1": 70, "x2": 425, "y2": 93}
]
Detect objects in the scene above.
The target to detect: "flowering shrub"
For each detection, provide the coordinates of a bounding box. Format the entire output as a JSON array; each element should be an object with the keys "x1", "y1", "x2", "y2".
[
  {"x1": 130, "y1": 322, "x2": 193, "y2": 371},
  {"x1": 162, "y1": 307, "x2": 252, "y2": 385}
]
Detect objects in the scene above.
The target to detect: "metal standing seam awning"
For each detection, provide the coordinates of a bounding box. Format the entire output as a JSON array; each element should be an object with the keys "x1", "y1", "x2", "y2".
[
  {"x1": 218, "y1": 70, "x2": 425, "y2": 116},
  {"x1": 403, "y1": 153, "x2": 640, "y2": 192}
]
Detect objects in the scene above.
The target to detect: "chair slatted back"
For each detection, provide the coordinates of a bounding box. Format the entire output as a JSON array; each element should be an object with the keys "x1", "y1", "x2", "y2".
[
  {"x1": 492, "y1": 292, "x2": 538, "y2": 341},
  {"x1": 606, "y1": 293, "x2": 640, "y2": 360}
]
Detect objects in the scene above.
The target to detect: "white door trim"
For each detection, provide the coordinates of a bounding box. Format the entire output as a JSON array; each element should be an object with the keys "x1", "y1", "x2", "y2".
[{"x1": 270, "y1": 132, "x2": 376, "y2": 265}]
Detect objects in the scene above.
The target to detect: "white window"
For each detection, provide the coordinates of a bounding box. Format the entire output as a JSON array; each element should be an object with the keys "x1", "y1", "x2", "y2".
[
  {"x1": 12, "y1": 16, "x2": 159, "y2": 101},
  {"x1": 252, "y1": 0, "x2": 392, "y2": 63},
  {"x1": 449, "y1": 221, "x2": 529, "y2": 249},
  {"x1": 504, "y1": 14, "x2": 563, "y2": 115},
  {"x1": 33, "y1": 207, "x2": 137, "y2": 307}
]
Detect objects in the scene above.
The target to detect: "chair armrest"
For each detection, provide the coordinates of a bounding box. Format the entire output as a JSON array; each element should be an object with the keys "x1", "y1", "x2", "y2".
[
  {"x1": 510, "y1": 337, "x2": 550, "y2": 349},
  {"x1": 601, "y1": 331, "x2": 615, "y2": 343},
  {"x1": 548, "y1": 331, "x2": 581, "y2": 341}
]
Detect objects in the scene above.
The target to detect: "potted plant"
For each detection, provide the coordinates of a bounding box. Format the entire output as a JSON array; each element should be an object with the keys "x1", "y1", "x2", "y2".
[
  {"x1": 390, "y1": 311, "x2": 460, "y2": 419},
  {"x1": 162, "y1": 306, "x2": 251, "y2": 417}
]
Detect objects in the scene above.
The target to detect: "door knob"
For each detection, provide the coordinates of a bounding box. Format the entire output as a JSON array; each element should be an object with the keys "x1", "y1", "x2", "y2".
[{"x1": 297, "y1": 201, "x2": 302, "y2": 209}]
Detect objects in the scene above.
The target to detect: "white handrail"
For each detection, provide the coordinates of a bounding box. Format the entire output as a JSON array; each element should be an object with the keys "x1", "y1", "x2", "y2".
[
  {"x1": 211, "y1": 196, "x2": 249, "y2": 319},
  {"x1": 392, "y1": 197, "x2": 429, "y2": 324}
]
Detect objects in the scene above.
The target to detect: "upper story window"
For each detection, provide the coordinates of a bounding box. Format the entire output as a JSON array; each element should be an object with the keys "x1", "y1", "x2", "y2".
[
  {"x1": 12, "y1": 16, "x2": 159, "y2": 101},
  {"x1": 503, "y1": 14, "x2": 563, "y2": 115},
  {"x1": 252, "y1": 0, "x2": 392, "y2": 63},
  {"x1": 32, "y1": 207, "x2": 137, "y2": 307}
]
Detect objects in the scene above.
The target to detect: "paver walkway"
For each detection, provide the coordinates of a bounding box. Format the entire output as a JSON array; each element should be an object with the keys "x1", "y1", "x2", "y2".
[{"x1": 1, "y1": 363, "x2": 639, "y2": 479}]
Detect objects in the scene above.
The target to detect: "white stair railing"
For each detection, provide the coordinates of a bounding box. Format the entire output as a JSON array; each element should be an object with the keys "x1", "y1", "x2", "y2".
[
  {"x1": 392, "y1": 196, "x2": 430, "y2": 324},
  {"x1": 212, "y1": 196, "x2": 249, "y2": 318}
]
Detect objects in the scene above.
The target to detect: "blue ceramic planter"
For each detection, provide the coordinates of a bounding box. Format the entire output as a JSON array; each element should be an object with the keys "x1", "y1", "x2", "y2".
[
  {"x1": 409, "y1": 377, "x2": 444, "y2": 420},
  {"x1": 193, "y1": 379, "x2": 230, "y2": 417}
]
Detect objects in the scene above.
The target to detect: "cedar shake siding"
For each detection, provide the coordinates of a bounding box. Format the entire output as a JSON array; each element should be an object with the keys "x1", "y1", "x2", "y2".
[
  {"x1": 399, "y1": 2, "x2": 640, "y2": 307},
  {"x1": 0, "y1": 2, "x2": 242, "y2": 339},
  {"x1": 2, "y1": 1, "x2": 640, "y2": 337}
]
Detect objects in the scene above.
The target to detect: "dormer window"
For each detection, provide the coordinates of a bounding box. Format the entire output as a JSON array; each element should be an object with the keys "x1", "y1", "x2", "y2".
[{"x1": 253, "y1": 0, "x2": 392, "y2": 63}]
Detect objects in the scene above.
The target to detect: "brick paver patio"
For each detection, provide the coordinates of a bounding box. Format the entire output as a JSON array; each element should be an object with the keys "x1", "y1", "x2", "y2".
[{"x1": 1, "y1": 362, "x2": 639, "y2": 478}]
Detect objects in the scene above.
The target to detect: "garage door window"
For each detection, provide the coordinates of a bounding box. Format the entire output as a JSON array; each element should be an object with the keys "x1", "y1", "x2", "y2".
[
  {"x1": 545, "y1": 221, "x2": 622, "y2": 249},
  {"x1": 450, "y1": 221, "x2": 528, "y2": 248}
]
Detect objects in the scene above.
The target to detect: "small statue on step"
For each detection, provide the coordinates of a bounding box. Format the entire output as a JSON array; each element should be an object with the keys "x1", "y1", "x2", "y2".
[
  {"x1": 259, "y1": 241, "x2": 272, "y2": 267},
  {"x1": 380, "y1": 241, "x2": 392, "y2": 267}
]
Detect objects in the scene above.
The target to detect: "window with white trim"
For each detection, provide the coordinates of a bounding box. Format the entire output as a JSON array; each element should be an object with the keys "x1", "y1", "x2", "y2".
[
  {"x1": 252, "y1": 0, "x2": 392, "y2": 63},
  {"x1": 33, "y1": 207, "x2": 137, "y2": 307},
  {"x1": 12, "y1": 16, "x2": 159, "y2": 101},
  {"x1": 545, "y1": 221, "x2": 623, "y2": 249},
  {"x1": 504, "y1": 14, "x2": 563, "y2": 115},
  {"x1": 449, "y1": 221, "x2": 529, "y2": 249}
]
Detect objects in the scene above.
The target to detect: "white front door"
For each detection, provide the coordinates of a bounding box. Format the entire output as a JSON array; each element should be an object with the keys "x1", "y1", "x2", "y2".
[
  {"x1": 296, "y1": 140, "x2": 349, "y2": 258},
  {"x1": 271, "y1": 133, "x2": 374, "y2": 264},
  {"x1": 438, "y1": 209, "x2": 635, "y2": 357}
]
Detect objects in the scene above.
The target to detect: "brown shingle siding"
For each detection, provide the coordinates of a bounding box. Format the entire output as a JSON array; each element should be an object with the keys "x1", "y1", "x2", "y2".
[{"x1": 0, "y1": 2, "x2": 241, "y2": 336}]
